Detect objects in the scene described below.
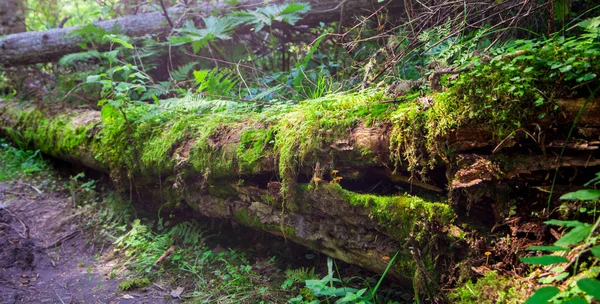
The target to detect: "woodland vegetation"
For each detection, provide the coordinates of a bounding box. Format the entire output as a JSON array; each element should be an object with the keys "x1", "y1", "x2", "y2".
[{"x1": 1, "y1": 0, "x2": 600, "y2": 303}]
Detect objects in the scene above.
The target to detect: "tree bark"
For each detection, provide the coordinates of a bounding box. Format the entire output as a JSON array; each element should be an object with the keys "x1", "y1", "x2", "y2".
[
  {"x1": 0, "y1": 0, "x2": 403, "y2": 66},
  {"x1": 0, "y1": 0, "x2": 26, "y2": 35}
]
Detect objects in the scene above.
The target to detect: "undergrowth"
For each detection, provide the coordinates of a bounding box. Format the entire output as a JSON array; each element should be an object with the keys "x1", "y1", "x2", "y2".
[
  {"x1": 0, "y1": 138, "x2": 47, "y2": 181},
  {"x1": 389, "y1": 16, "x2": 600, "y2": 176}
]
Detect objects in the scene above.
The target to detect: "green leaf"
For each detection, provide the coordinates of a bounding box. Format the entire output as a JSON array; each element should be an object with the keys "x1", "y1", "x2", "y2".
[
  {"x1": 280, "y1": 2, "x2": 310, "y2": 15},
  {"x1": 555, "y1": 225, "x2": 592, "y2": 247},
  {"x1": 534, "y1": 97, "x2": 545, "y2": 106},
  {"x1": 544, "y1": 220, "x2": 586, "y2": 227},
  {"x1": 560, "y1": 190, "x2": 600, "y2": 201},
  {"x1": 86, "y1": 75, "x2": 102, "y2": 83},
  {"x1": 561, "y1": 298, "x2": 589, "y2": 304},
  {"x1": 577, "y1": 278, "x2": 600, "y2": 300},
  {"x1": 576, "y1": 73, "x2": 596, "y2": 82},
  {"x1": 520, "y1": 255, "x2": 568, "y2": 266},
  {"x1": 525, "y1": 286, "x2": 560, "y2": 304},
  {"x1": 591, "y1": 245, "x2": 600, "y2": 258},
  {"x1": 526, "y1": 246, "x2": 569, "y2": 252},
  {"x1": 559, "y1": 65, "x2": 572, "y2": 73}
]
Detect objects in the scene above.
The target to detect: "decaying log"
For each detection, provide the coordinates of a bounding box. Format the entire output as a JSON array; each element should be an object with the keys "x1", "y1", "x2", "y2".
[
  {"x1": 1, "y1": 94, "x2": 599, "y2": 284},
  {"x1": 0, "y1": 99, "x2": 456, "y2": 282}
]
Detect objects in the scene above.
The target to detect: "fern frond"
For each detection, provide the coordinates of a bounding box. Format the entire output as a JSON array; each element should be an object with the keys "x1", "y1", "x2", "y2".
[
  {"x1": 160, "y1": 94, "x2": 250, "y2": 113},
  {"x1": 59, "y1": 50, "x2": 102, "y2": 66},
  {"x1": 171, "y1": 62, "x2": 198, "y2": 81},
  {"x1": 140, "y1": 81, "x2": 170, "y2": 101},
  {"x1": 169, "y1": 221, "x2": 207, "y2": 245}
]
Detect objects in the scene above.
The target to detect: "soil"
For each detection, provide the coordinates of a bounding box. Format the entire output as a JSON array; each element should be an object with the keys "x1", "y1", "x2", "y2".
[{"x1": 0, "y1": 180, "x2": 179, "y2": 304}]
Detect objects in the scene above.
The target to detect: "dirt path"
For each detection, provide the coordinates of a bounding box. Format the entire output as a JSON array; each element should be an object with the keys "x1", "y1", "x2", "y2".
[{"x1": 0, "y1": 180, "x2": 177, "y2": 304}]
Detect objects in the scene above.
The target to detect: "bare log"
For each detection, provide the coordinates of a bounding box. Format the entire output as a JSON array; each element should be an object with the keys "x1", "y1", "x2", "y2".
[{"x1": 0, "y1": 0, "x2": 404, "y2": 66}]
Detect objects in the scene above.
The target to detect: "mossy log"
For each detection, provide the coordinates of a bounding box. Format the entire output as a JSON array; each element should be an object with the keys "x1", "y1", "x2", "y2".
[
  {"x1": 0, "y1": 94, "x2": 457, "y2": 284},
  {"x1": 1, "y1": 92, "x2": 599, "y2": 285}
]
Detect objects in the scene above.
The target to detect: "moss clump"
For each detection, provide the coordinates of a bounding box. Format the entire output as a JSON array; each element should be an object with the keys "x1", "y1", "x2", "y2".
[
  {"x1": 449, "y1": 271, "x2": 527, "y2": 303},
  {"x1": 206, "y1": 182, "x2": 238, "y2": 199},
  {"x1": 389, "y1": 32, "x2": 600, "y2": 174},
  {"x1": 328, "y1": 183, "x2": 454, "y2": 238},
  {"x1": 274, "y1": 90, "x2": 388, "y2": 194},
  {"x1": 233, "y1": 209, "x2": 263, "y2": 228},
  {"x1": 118, "y1": 277, "x2": 151, "y2": 291},
  {"x1": 307, "y1": 183, "x2": 455, "y2": 280},
  {"x1": 236, "y1": 128, "x2": 273, "y2": 174}
]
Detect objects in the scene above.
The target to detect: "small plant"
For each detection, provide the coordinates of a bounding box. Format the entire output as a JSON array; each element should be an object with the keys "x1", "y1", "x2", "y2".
[
  {"x1": 0, "y1": 138, "x2": 47, "y2": 181},
  {"x1": 193, "y1": 68, "x2": 237, "y2": 97},
  {"x1": 282, "y1": 267, "x2": 317, "y2": 290},
  {"x1": 290, "y1": 252, "x2": 400, "y2": 303},
  {"x1": 69, "y1": 172, "x2": 97, "y2": 206}
]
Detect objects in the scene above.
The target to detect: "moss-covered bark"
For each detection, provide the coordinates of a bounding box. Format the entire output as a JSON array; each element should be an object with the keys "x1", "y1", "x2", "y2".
[
  {"x1": 0, "y1": 93, "x2": 459, "y2": 283},
  {"x1": 1, "y1": 90, "x2": 598, "y2": 288}
]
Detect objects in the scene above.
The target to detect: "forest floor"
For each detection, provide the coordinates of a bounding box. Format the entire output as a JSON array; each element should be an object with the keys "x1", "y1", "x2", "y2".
[
  {"x1": 0, "y1": 176, "x2": 176, "y2": 304},
  {"x1": 0, "y1": 140, "x2": 413, "y2": 303}
]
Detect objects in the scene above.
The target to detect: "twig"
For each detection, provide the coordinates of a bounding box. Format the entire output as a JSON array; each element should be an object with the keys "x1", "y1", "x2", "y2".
[
  {"x1": 54, "y1": 290, "x2": 66, "y2": 304},
  {"x1": 158, "y1": 0, "x2": 174, "y2": 28},
  {"x1": 155, "y1": 245, "x2": 175, "y2": 265},
  {"x1": 58, "y1": 16, "x2": 71, "y2": 28},
  {"x1": 16, "y1": 182, "x2": 43, "y2": 195},
  {"x1": 44, "y1": 231, "x2": 80, "y2": 249}
]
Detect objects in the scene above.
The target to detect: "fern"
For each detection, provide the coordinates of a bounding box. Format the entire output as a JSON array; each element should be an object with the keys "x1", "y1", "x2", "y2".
[
  {"x1": 285, "y1": 267, "x2": 317, "y2": 282},
  {"x1": 114, "y1": 219, "x2": 151, "y2": 255},
  {"x1": 160, "y1": 94, "x2": 251, "y2": 113},
  {"x1": 250, "y1": 84, "x2": 283, "y2": 101},
  {"x1": 140, "y1": 81, "x2": 170, "y2": 101},
  {"x1": 171, "y1": 62, "x2": 198, "y2": 81},
  {"x1": 168, "y1": 221, "x2": 207, "y2": 245},
  {"x1": 193, "y1": 68, "x2": 238, "y2": 97},
  {"x1": 59, "y1": 50, "x2": 102, "y2": 65}
]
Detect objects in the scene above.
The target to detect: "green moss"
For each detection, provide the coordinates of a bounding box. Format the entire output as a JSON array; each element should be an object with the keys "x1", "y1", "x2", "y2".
[
  {"x1": 349, "y1": 101, "x2": 395, "y2": 126},
  {"x1": 118, "y1": 277, "x2": 151, "y2": 291},
  {"x1": 274, "y1": 90, "x2": 388, "y2": 193},
  {"x1": 328, "y1": 183, "x2": 454, "y2": 238},
  {"x1": 207, "y1": 183, "x2": 238, "y2": 199},
  {"x1": 449, "y1": 271, "x2": 526, "y2": 303},
  {"x1": 1, "y1": 106, "x2": 101, "y2": 164},
  {"x1": 233, "y1": 209, "x2": 295, "y2": 236},
  {"x1": 236, "y1": 128, "x2": 273, "y2": 174},
  {"x1": 233, "y1": 209, "x2": 263, "y2": 228}
]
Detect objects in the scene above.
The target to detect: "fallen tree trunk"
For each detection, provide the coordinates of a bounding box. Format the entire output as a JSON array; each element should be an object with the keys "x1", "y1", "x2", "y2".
[
  {"x1": 0, "y1": 0, "x2": 403, "y2": 66},
  {"x1": 1, "y1": 92, "x2": 599, "y2": 288},
  {"x1": 0, "y1": 93, "x2": 457, "y2": 285}
]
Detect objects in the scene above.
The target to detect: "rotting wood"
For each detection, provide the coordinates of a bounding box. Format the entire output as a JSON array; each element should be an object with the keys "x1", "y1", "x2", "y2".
[{"x1": 1, "y1": 96, "x2": 599, "y2": 284}]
